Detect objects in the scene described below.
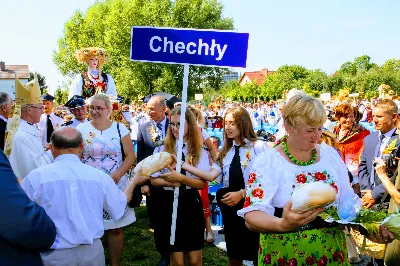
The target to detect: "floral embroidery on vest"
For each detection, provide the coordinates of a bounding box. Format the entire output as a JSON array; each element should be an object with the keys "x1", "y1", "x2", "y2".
[{"x1": 81, "y1": 72, "x2": 109, "y2": 99}]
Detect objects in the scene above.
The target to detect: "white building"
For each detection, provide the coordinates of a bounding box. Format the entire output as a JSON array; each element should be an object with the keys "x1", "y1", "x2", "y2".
[{"x1": 0, "y1": 61, "x2": 30, "y2": 99}]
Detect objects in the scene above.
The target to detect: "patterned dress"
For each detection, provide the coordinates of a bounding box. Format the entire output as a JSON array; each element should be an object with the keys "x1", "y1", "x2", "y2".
[
  {"x1": 238, "y1": 143, "x2": 357, "y2": 266},
  {"x1": 77, "y1": 122, "x2": 136, "y2": 230}
]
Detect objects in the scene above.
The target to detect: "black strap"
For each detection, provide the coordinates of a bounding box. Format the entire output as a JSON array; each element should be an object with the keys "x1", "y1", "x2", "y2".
[
  {"x1": 46, "y1": 114, "x2": 54, "y2": 143},
  {"x1": 117, "y1": 123, "x2": 125, "y2": 160}
]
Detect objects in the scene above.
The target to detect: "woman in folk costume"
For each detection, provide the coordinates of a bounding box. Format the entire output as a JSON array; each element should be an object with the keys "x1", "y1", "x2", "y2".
[
  {"x1": 69, "y1": 47, "x2": 117, "y2": 99},
  {"x1": 238, "y1": 95, "x2": 395, "y2": 266},
  {"x1": 333, "y1": 103, "x2": 370, "y2": 196},
  {"x1": 5, "y1": 76, "x2": 53, "y2": 180},
  {"x1": 215, "y1": 106, "x2": 269, "y2": 266}
]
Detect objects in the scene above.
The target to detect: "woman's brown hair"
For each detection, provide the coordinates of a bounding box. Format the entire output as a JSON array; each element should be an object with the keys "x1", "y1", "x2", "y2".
[
  {"x1": 334, "y1": 103, "x2": 360, "y2": 122},
  {"x1": 217, "y1": 106, "x2": 258, "y2": 164},
  {"x1": 164, "y1": 107, "x2": 203, "y2": 166}
]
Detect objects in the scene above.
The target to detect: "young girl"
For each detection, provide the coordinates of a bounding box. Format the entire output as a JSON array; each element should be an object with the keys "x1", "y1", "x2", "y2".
[
  {"x1": 151, "y1": 107, "x2": 220, "y2": 266},
  {"x1": 216, "y1": 106, "x2": 269, "y2": 266}
]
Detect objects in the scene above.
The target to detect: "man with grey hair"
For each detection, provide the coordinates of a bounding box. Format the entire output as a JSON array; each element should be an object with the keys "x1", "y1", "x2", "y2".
[
  {"x1": 21, "y1": 127, "x2": 150, "y2": 266},
  {"x1": 0, "y1": 92, "x2": 13, "y2": 151}
]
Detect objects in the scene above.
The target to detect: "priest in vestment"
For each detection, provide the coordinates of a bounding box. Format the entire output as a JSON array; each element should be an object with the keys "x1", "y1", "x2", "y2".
[{"x1": 5, "y1": 76, "x2": 53, "y2": 180}]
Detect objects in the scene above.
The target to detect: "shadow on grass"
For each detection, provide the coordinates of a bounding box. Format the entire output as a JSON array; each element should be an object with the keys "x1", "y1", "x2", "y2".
[{"x1": 103, "y1": 206, "x2": 228, "y2": 266}]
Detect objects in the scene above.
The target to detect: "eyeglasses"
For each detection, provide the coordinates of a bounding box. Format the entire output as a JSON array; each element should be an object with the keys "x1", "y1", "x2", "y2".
[
  {"x1": 169, "y1": 122, "x2": 181, "y2": 129},
  {"x1": 89, "y1": 106, "x2": 108, "y2": 112}
]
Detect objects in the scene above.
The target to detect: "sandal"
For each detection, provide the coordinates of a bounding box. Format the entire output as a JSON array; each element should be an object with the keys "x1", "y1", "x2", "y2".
[{"x1": 206, "y1": 231, "x2": 214, "y2": 243}]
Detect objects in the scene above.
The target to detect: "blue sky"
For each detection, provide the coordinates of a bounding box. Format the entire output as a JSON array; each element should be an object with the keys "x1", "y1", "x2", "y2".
[{"x1": 1, "y1": 0, "x2": 399, "y2": 93}]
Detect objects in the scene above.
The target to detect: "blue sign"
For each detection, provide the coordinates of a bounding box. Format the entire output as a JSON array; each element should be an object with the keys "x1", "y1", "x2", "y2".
[{"x1": 130, "y1": 26, "x2": 249, "y2": 68}]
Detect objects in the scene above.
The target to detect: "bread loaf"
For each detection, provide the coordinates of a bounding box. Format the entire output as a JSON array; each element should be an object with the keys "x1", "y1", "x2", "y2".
[
  {"x1": 134, "y1": 152, "x2": 173, "y2": 176},
  {"x1": 291, "y1": 182, "x2": 337, "y2": 213}
]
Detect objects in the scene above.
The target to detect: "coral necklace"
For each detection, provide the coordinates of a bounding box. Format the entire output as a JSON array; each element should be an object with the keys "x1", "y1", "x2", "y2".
[{"x1": 281, "y1": 136, "x2": 317, "y2": 166}]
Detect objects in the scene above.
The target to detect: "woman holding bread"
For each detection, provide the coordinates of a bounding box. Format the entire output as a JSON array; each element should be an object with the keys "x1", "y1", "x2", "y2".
[
  {"x1": 76, "y1": 93, "x2": 136, "y2": 266},
  {"x1": 239, "y1": 95, "x2": 394, "y2": 266},
  {"x1": 150, "y1": 107, "x2": 221, "y2": 266},
  {"x1": 215, "y1": 106, "x2": 269, "y2": 266}
]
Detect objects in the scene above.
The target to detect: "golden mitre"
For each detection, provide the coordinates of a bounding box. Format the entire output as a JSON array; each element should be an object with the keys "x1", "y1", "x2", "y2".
[{"x1": 5, "y1": 76, "x2": 41, "y2": 155}]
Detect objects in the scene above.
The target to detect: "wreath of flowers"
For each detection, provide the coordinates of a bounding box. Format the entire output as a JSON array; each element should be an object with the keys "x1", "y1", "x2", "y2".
[{"x1": 75, "y1": 47, "x2": 109, "y2": 66}]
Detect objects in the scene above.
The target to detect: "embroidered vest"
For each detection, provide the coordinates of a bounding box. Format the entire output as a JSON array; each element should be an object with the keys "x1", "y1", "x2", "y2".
[{"x1": 81, "y1": 72, "x2": 109, "y2": 99}]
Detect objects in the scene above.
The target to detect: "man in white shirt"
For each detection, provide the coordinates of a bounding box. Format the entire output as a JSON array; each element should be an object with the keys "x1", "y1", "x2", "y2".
[
  {"x1": 38, "y1": 93, "x2": 64, "y2": 146},
  {"x1": 21, "y1": 126, "x2": 149, "y2": 266},
  {"x1": 62, "y1": 95, "x2": 88, "y2": 128}
]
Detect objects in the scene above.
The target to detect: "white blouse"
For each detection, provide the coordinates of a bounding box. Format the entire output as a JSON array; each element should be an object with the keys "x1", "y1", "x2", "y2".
[
  {"x1": 153, "y1": 144, "x2": 212, "y2": 187},
  {"x1": 214, "y1": 139, "x2": 269, "y2": 188},
  {"x1": 237, "y1": 143, "x2": 357, "y2": 217}
]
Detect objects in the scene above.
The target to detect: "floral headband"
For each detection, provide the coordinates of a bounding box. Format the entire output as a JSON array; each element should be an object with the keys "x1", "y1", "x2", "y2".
[{"x1": 75, "y1": 47, "x2": 109, "y2": 66}]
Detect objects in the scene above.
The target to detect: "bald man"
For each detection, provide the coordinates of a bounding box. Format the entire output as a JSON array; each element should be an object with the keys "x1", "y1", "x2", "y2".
[{"x1": 21, "y1": 127, "x2": 149, "y2": 266}]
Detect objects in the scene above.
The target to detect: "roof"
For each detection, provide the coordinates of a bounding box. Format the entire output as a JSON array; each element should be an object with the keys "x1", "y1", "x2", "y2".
[
  {"x1": 238, "y1": 68, "x2": 275, "y2": 85},
  {"x1": 0, "y1": 65, "x2": 30, "y2": 79}
]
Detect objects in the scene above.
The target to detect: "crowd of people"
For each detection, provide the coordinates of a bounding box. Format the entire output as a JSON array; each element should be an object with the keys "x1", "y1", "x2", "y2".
[{"x1": 1, "y1": 47, "x2": 399, "y2": 266}]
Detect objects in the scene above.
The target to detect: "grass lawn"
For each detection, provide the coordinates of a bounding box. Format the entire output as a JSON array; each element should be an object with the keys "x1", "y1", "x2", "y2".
[{"x1": 104, "y1": 206, "x2": 228, "y2": 266}]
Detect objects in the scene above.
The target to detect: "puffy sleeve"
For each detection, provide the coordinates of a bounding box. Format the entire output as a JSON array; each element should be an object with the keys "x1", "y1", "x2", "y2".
[
  {"x1": 238, "y1": 150, "x2": 279, "y2": 217},
  {"x1": 323, "y1": 144, "x2": 358, "y2": 204},
  {"x1": 254, "y1": 140, "x2": 270, "y2": 155},
  {"x1": 212, "y1": 162, "x2": 222, "y2": 184},
  {"x1": 201, "y1": 129, "x2": 209, "y2": 142},
  {"x1": 106, "y1": 74, "x2": 117, "y2": 96},
  {"x1": 193, "y1": 148, "x2": 211, "y2": 173},
  {"x1": 69, "y1": 74, "x2": 83, "y2": 99}
]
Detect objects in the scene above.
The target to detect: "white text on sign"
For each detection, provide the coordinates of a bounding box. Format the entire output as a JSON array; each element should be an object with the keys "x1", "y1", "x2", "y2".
[{"x1": 149, "y1": 36, "x2": 228, "y2": 61}]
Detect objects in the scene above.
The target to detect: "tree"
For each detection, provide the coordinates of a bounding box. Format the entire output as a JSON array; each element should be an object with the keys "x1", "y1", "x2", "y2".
[
  {"x1": 28, "y1": 72, "x2": 48, "y2": 94},
  {"x1": 53, "y1": 0, "x2": 234, "y2": 100}
]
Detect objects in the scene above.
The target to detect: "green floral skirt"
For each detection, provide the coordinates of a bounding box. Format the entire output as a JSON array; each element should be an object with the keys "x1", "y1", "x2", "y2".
[{"x1": 259, "y1": 227, "x2": 350, "y2": 266}]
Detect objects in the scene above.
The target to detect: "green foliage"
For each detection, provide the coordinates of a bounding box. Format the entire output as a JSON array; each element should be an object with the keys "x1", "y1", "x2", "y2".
[
  {"x1": 28, "y1": 72, "x2": 48, "y2": 94},
  {"x1": 53, "y1": 0, "x2": 234, "y2": 100},
  {"x1": 220, "y1": 56, "x2": 400, "y2": 101},
  {"x1": 54, "y1": 80, "x2": 71, "y2": 105}
]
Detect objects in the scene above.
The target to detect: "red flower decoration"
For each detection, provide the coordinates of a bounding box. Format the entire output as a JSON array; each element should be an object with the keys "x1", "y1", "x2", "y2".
[
  {"x1": 248, "y1": 172, "x2": 257, "y2": 184},
  {"x1": 306, "y1": 256, "x2": 315, "y2": 265},
  {"x1": 252, "y1": 188, "x2": 264, "y2": 199},
  {"x1": 332, "y1": 251, "x2": 339, "y2": 261},
  {"x1": 243, "y1": 196, "x2": 251, "y2": 208},
  {"x1": 112, "y1": 102, "x2": 119, "y2": 111},
  {"x1": 263, "y1": 254, "x2": 271, "y2": 264},
  {"x1": 340, "y1": 251, "x2": 345, "y2": 262},
  {"x1": 278, "y1": 258, "x2": 287, "y2": 266},
  {"x1": 289, "y1": 258, "x2": 298, "y2": 266},
  {"x1": 330, "y1": 182, "x2": 338, "y2": 193},
  {"x1": 317, "y1": 256, "x2": 328, "y2": 266},
  {"x1": 314, "y1": 172, "x2": 327, "y2": 181},
  {"x1": 296, "y1": 174, "x2": 307, "y2": 184}
]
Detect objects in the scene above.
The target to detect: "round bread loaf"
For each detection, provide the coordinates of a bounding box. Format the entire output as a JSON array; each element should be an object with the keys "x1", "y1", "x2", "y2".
[
  {"x1": 291, "y1": 182, "x2": 337, "y2": 213},
  {"x1": 134, "y1": 152, "x2": 173, "y2": 176}
]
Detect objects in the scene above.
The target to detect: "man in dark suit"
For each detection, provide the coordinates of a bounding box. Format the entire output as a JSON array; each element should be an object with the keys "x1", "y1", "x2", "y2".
[
  {"x1": 0, "y1": 149, "x2": 56, "y2": 265},
  {"x1": 359, "y1": 99, "x2": 400, "y2": 266},
  {"x1": 136, "y1": 95, "x2": 170, "y2": 266},
  {"x1": 0, "y1": 92, "x2": 13, "y2": 151}
]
